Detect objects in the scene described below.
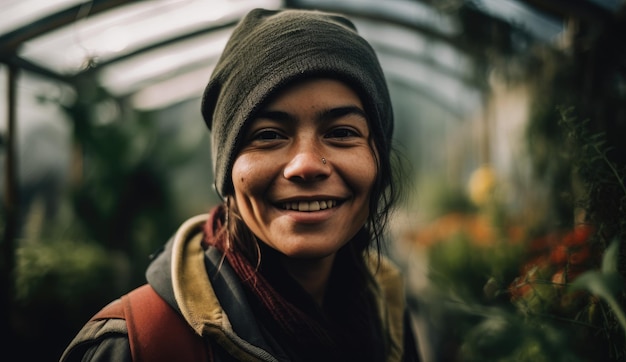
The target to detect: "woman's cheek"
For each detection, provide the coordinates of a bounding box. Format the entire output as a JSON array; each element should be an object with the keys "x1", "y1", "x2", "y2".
[{"x1": 232, "y1": 154, "x2": 275, "y2": 194}]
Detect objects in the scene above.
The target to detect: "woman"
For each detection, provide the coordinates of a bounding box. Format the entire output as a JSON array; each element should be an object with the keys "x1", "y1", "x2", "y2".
[{"x1": 61, "y1": 8, "x2": 419, "y2": 362}]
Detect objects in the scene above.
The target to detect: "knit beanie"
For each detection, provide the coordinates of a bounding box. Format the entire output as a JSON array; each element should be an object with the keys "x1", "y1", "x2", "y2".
[{"x1": 201, "y1": 8, "x2": 393, "y2": 197}]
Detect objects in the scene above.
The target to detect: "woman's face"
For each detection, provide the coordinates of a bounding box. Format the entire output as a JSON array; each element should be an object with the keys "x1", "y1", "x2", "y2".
[{"x1": 231, "y1": 78, "x2": 377, "y2": 259}]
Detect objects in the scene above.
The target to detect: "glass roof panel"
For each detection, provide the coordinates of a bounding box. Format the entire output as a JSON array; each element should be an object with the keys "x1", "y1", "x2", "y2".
[
  {"x1": 296, "y1": 0, "x2": 459, "y2": 37},
  {"x1": 352, "y1": 17, "x2": 479, "y2": 118},
  {"x1": 98, "y1": 27, "x2": 233, "y2": 96},
  {"x1": 354, "y1": 18, "x2": 473, "y2": 81},
  {"x1": 0, "y1": 0, "x2": 85, "y2": 35},
  {"x1": 131, "y1": 64, "x2": 214, "y2": 110},
  {"x1": 17, "y1": 0, "x2": 281, "y2": 75},
  {"x1": 380, "y1": 53, "x2": 482, "y2": 119}
]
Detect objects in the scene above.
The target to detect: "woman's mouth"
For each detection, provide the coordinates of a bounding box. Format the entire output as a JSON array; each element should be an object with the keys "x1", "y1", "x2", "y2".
[{"x1": 281, "y1": 200, "x2": 338, "y2": 212}]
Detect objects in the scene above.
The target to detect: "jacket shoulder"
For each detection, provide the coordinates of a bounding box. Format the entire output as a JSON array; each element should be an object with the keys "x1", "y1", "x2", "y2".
[{"x1": 59, "y1": 313, "x2": 131, "y2": 362}]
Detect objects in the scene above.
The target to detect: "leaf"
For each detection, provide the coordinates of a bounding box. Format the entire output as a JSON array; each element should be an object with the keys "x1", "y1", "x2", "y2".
[
  {"x1": 601, "y1": 239, "x2": 620, "y2": 275},
  {"x1": 570, "y1": 271, "x2": 622, "y2": 301},
  {"x1": 569, "y1": 240, "x2": 626, "y2": 334},
  {"x1": 570, "y1": 240, "x2": 622, "y2": 297}
]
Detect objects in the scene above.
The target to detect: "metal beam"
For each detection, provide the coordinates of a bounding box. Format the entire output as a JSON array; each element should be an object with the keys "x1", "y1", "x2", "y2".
[
  {"x1": 1, "y1": 63, "x2": 18, "y2": 345},
  {"x1": 1, "y1": 54, "x2": 72, "y2": 84}
]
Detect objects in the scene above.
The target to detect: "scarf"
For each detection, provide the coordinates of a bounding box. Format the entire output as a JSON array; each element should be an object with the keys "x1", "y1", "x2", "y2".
[{"x1": 202, "y1": 205, "x2": 385, "y2": 362}]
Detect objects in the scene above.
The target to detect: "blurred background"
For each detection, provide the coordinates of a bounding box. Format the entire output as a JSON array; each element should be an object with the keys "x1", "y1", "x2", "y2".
[{"x1": 1, "y1": 0, "x2": 626, "y2": 360}]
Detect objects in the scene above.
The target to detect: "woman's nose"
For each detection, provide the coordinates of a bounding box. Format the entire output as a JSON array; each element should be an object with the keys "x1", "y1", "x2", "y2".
[{"x1": 283, "y1": 147, "x2": 330, "y2": 182}]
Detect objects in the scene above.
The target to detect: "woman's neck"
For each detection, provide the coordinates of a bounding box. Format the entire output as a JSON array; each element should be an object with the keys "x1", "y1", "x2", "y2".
[{"x1": 279, "y1": 253, "x2": 337, "y2": 306}]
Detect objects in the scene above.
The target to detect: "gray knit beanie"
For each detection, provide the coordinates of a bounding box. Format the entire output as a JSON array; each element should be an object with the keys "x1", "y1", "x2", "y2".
[{"x1": 201, "y1": 8, "x2": 393, "y2": 197}]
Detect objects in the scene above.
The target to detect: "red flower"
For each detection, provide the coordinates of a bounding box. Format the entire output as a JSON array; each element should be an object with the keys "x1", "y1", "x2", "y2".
[
  {"x1": 568, "y1": 247, "x2": 590, "y2": 265},
  {"x1": 563, "y1": 224, "x2": 594, "y2": 247},
  {"x1": 550, "y1": 244, "x2": 568, "y2": 265}
]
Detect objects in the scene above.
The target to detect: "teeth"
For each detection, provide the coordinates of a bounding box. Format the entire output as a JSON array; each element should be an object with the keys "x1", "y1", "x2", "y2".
[{"x1": 283, "y1": 200, "x2": 336, "y2": 211}]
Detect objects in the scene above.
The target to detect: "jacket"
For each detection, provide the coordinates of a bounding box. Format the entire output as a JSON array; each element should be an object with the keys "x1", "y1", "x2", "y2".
[{"x1": 60, "y1": 212, "x2": 417, "y2": 361}]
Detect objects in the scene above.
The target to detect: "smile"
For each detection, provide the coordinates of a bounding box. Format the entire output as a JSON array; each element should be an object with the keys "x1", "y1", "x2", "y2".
[{"x1": 281, "y1": 200, "x2": 338, "y2": 212}]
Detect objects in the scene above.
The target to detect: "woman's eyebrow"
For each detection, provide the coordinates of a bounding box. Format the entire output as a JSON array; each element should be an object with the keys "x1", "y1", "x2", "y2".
[
  {"x1": 255, "y1": 105, "x2": 367, "y2": 123},
  {"x1": 254, "y1": 110, "x2": 295, "y2": 122},
  {"x1": 318, "y1": 106, "x2": 368, "y2": 122}
]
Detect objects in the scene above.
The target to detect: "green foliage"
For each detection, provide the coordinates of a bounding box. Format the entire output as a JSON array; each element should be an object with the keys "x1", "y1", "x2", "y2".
[
  {"x1": 459, "y1": 313, "x2": 583, "y2": 362},
  {"x1": 571, "y1": 240, "x2": 626, "y2": 333},
  {"x1": 15, "y1": 239, "x2": 127, "y2": 306},
  {"x1": 421, "y1": 103, "x2": 626, "y2": 359},
  {"x1": 12, "y1": 235, "x2": 130, "y2": 359},
  {"x1": 9, "y1": 76, "x2": 215, "y2": 359},
  {"x1": 427, "y1": 234, "x2": 523, "y2": 301}
]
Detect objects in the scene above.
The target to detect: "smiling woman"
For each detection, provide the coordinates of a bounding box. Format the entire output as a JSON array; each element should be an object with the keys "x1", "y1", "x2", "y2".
[
  {"x1": 233, "y1": 78, "x2": 376, "y2": 261},
  {"x1": 61, "y1": 8, "x2": 419, "y2": 362}
]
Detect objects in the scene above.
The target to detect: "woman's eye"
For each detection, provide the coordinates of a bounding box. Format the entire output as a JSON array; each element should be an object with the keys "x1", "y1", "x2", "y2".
[
  {"x1": 253, "y1": 130, "x2": 284, "y2": 141},
  {"x1": 326, "y1": 128, "x2": 358, "y2": 139}
]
